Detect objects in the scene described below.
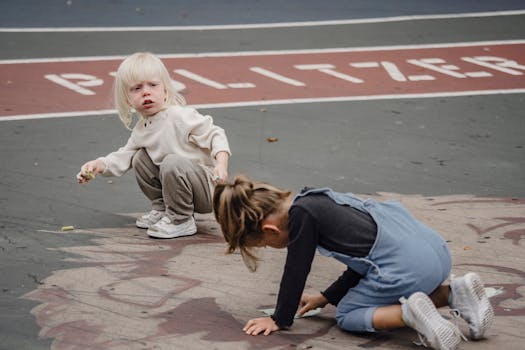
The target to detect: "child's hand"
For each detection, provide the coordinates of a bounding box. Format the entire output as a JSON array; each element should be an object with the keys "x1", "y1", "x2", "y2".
[
  {"x1": 243, "y1": 317, "x2": 279, "y2": 336},
  {"x1": 298, "y1": 293, "x2": 328, "y2": 316},
  {"x1": 212, "y1": 166, "x2": 228, "y2": 183},
  {"x1": 213, "y1": 151, "x2": 229, "y2": 183},
  {"x1": 76, "y1": 159, "x2": 105, "y2": 184}
]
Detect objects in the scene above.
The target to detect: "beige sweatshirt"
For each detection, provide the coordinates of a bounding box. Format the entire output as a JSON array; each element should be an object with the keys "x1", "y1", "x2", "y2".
[{"x1": 98, "y1": 105, "x2": 231, "y2": 177}]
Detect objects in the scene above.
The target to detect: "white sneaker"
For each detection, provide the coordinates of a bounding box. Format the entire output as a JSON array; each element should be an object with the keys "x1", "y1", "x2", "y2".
[
  {"x1": 401, "y1": 292, "x2": 462, "y2": 350},
  {"x1": 450, "y1": 272, "x2": 494, "y2": 340},
  {"x1": 136, "y1": 209, "x2": 165, "y2": 229},
  {"x1": 147, "y1": 216, "x2": 197, "y2": 239}
]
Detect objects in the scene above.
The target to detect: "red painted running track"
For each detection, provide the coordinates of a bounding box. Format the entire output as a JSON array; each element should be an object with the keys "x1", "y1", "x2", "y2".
[{"x1": 1, "y1": 41, "x2": 524, "y2": 118}]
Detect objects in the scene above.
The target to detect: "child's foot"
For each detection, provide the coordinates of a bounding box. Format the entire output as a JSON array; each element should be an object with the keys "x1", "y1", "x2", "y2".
[
  {"x1": 136, "y1": 209, "x2": 165, "y2": 229},
  {"x1": 450, "y1": 272, "x2": 494, "y2": 340},
  {"x1": 147, "y1": 216, "x2": 197, "y2": 239},
  {"x1": 401, "y1": 292, "x2": 462, "y2": 350}
]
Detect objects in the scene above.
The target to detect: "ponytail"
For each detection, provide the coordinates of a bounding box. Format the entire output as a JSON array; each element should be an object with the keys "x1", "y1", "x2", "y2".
[{"x1": 213, "y1": 175, "x2": 290, "y2": 271}]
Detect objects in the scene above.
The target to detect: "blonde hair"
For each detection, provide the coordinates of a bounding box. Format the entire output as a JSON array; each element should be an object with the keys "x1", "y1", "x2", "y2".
[
  {"x1": 213, "y1": 175, "x2": 291, "y2": 272},
  {"x1": 114, "y1": 52, "x2": 186, "y2": 129}
]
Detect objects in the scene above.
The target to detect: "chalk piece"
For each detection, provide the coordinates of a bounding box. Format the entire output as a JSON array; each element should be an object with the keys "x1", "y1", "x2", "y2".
[
  {"x1": 259, "y1": 307, "x2": 321, "y2": 319},
  {"x1": 485, "y1": 287, "x2": 504, "y2": 298},
  {"x1": 61, "y1": 226, "x2": 74, "y2": 231},
  {"x1": 83, "y1": 170, "x2": 95, "y2": 180}
]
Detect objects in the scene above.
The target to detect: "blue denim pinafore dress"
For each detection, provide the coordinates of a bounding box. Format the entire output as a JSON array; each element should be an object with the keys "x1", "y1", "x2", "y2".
[{"x1": 293, "y1": 188, "x2": 452, "y2": 332}]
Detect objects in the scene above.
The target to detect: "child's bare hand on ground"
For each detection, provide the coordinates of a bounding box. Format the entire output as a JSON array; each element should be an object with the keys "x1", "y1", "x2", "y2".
[
  {"x1": 243, "y1": 317, "x2": 280, "y2": 336},
  {"x1": 76, "y1": 159, "x2": 105, "y2": 184},
  {"x1": 298, "y1": 293, "x2": 329, "y2": 316}
]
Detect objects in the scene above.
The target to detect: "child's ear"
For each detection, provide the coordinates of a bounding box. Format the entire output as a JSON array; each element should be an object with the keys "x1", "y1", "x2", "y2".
[{"x1": 262, "y1": 224, "x2": 280, "y2": 236}]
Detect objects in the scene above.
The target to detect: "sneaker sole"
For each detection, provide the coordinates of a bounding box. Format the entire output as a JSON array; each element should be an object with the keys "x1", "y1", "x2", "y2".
[
  {"x1": 462, "y1": 272, "x2": 495, "y2": 339},
  {"x1": 147, "y1": 228, "x2": 197, "y2": 239},
  {"x1": 136, "y1": 217, "x2": 164, "y2": 229},
  {"x1": 405, "y1": 293, "x2": 461, "y2": 350},
  {"x1": 136, "y1": 221, "x2": 151, "y2": 229}
]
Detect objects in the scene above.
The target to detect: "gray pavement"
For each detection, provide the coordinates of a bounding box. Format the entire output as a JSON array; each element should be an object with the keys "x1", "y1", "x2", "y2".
[
  {"x1": 1, "y1": 2, "x2": 524, "y2": 349},
  {"x1": 1, "y1": 0, "x2": 525, "y2": 27},
  {"x1": 3, "y1": 14, "x2": 525, "y2": 59}
]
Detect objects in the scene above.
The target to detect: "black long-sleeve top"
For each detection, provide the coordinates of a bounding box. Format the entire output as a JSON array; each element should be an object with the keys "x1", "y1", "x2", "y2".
[{"x1": 271, "y1": 191, "x2": 377, "y2": 329}]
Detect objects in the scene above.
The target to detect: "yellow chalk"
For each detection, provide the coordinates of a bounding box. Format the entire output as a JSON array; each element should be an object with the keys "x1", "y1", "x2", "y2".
[
  {"x1": 61, "y1": 226, "x2": 75, "y2": 231},
  {"x1": 83, "y1": 170, "x2": 95, "y2": 180}
]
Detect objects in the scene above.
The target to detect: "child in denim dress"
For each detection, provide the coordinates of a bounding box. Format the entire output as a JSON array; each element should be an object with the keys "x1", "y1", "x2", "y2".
[{"x1": 212, "y1": 175, "x2": 494, "y2": 350}]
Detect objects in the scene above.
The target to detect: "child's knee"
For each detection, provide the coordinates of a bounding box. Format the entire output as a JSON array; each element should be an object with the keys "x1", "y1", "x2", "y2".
[
  {"x1": 132, "y1": 148, "x2": 150, "y2": 169},
  {"x1": 335, "y1": 307, "x2": 376, "y2": 333},
  {"x1": 160, "y1": 154, "x2": 192, "y2": 174},
  {"x1": 335, "y1": 310, "x2": 348, "y2": 329}
]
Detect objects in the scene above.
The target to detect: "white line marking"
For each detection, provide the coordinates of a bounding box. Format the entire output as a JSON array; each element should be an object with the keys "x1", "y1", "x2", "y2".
[
  {"x1": 461, "y1": 56, "x2": 525, "y2": 75},
  {"x1": 3, "y1": 89, "x2": 525, "y2": 122},
  {"x1": 1, "y1": 40, "x2": 524, "y2": 65},
  {"x1": 250, "y1": 67, "x2": 305, "y2": 86},
  {"x1": 174, "y1": 69, "x2": 227, "y2": 89},
  {"x1": 44, "y1": 73, "x2": 101, "y2": 95},
  {"x1": 1, "y1": 10, "x2": 524, "y2": 32},
  {"x1": 408, "y1": 75, "x2": 435, "y2": 81},
  {"x1": 380, "y1": 62, "x2": 407, "y2": 82},
  {"x1": 408, "y1": 58, "x2": 466, "y2": 78},
  {"x1": 296, "y1": 64, "x2": 363, "y2": 84},
  {"x1": 1, "y1": 109, "x2": 117, "y2": 121},
  {"x1": 351, "y1": 62, "x2": 380, "y2": 68},
  {"x1": 464, "y1": 71, "x2": 492, "y2": 78},
  {"x1": 227, "y1": 82, "x2": 255, "y2": 88}
]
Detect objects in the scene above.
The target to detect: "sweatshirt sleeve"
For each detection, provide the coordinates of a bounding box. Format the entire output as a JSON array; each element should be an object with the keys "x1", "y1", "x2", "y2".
[
  {"x1": 271, "y1": 206, "x2": 318, "y2": 329},
  {"x1": 98, "y1": 136, "x2": 139, "y2": 177},
  {"x1": 321, "y1": 267, "x2": 362, "y2": 305},
  {"x1": 180, "y1": 107, "x2": 231, "y2": 158}
]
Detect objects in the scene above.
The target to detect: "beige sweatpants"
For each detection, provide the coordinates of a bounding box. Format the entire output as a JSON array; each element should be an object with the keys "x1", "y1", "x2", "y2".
[{"x1": 131, "y1": 149, "x2": 213, "y2": 224}]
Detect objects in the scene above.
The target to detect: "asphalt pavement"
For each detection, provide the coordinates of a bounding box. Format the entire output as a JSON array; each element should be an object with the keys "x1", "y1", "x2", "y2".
[{"x1": 0, "y1": 1, "x2": 524, "y2": 349}]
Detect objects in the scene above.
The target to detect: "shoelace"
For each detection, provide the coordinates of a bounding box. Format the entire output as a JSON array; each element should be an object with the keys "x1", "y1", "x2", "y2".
[
  {"x1": 142, "y1": 210, "x2": 161, "y2": 219},
  {"x1": 411, "y1": 312, "x2": 467, "y2": 348},
  {"x1": 413, "y1": 322, "x2": 467, "y2": 349},
  {"x1": 158, "y1": 216, "x2": 171, "y2": 224},
  {"x1": 402, "y1": 297, "x2": 467, "y2": 348},
  {"x1": 399, "y1": 296, "x2": 433, "y2": 348},
  {"x1": 413, "y1": 332, "x2": 430, "y2": 347},
  {"x1": 449, "y1": 309, "x2": 468, "y2": 342}
]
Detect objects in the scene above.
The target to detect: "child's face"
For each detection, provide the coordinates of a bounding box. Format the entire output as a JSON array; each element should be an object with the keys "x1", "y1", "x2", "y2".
[{"x1": 127, "y1": 78, "x2": 167, "y2": 117}]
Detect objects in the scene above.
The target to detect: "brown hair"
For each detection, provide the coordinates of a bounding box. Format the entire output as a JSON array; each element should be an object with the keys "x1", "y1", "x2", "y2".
[{"x1": 213, "y1": 175, "x2": 291, "y2": 271}]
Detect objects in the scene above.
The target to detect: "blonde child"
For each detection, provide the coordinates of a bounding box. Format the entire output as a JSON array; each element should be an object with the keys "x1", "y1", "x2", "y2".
[
  {"x1": 77, "y1": 52, "x2": 231, "y2": 239},
  {"x1": 213, "y1": 175, "x2": 494, "y2": 350}
]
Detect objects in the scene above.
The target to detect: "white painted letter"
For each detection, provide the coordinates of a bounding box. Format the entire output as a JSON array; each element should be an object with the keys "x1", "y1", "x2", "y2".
[
  {"x1": 44, "y1": 73, "x2": 103, "y2": 95},
  {"x1": 461, "y1": 56, "x2": 525, "y2": 75},
  {"x1": 407, "y1": 58, "x2": 466, "y2": 78},
  {"x1": 174, "y1": 69, "x2": 227, "y2": 89},
  {"x1": 294, "y1": 64, "x2": 363, "y2": 83},
  {"x1": 250, "y1": 67, "x2": 305, "y2": 86}
]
